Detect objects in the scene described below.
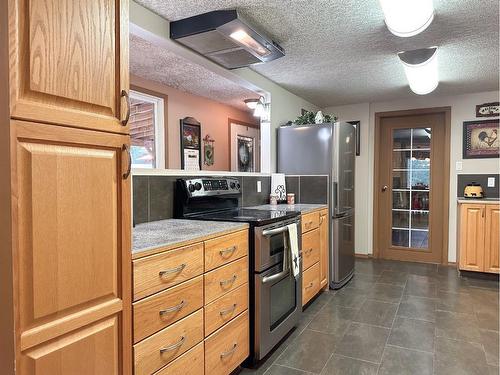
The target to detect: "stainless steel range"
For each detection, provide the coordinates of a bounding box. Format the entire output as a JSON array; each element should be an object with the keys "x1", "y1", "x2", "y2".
[{"x1": 175, "y1": 177, "x2": 302, "y2": 364}]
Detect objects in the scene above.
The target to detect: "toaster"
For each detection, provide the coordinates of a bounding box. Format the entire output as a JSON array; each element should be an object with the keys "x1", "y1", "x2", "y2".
[{"x1": 464, "y1": 182, "x2": 484, "y2": 198}]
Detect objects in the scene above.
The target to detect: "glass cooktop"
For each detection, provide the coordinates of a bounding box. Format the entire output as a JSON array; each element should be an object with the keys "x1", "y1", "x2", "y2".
[{"x1": 188, "y1": 208, "x2": 300, "y2": 226}]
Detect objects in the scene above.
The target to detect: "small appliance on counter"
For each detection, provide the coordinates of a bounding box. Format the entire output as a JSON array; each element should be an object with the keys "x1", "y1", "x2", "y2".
[{"x1": 464, "y1": 182, "x2": 484, "y2": 198}]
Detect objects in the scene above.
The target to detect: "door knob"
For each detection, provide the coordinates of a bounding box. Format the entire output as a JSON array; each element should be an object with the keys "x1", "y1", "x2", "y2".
[{"x1": 382, "y1": 185, "x2": 388, "y2": 192}]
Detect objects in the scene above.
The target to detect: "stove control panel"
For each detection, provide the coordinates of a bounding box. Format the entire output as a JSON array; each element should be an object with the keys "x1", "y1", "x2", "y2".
[{"x1": 183, "y1": 177, "x2": 241, "y2": 197}]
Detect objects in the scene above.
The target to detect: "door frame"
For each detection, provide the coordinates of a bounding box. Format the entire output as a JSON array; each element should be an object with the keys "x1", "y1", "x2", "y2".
[
  {"x1": 373, "y1": 107, "x2": 451, "y2": 264},
  {"x1": 228, "y1": 118, "x2": 261, "y2": 172}
]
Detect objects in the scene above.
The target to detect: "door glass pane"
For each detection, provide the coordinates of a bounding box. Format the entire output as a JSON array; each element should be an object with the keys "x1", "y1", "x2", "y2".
[
  {"x1": 391, "y1": 128, "x2": 431, "y2": 249},
  {"x1": 269, "y1": 272, "x2": 296, "y2": 330}
]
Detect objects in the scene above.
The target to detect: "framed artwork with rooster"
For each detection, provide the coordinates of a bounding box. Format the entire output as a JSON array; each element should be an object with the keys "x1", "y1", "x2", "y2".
[{"x1": 463, "y1": 119, "x2": 499, "y2": 159}]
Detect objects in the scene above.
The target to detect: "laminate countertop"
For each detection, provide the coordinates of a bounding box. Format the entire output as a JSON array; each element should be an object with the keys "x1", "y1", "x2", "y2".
[
  {"x1": 246, "y1": 203, "x2": 328, "y2": 214},
  {"x1": 457, "y1": 198, "x2": 500, "y2": 205},
  {"x1": 132, "y1": 219, "x2": 249, "y2": 259}
]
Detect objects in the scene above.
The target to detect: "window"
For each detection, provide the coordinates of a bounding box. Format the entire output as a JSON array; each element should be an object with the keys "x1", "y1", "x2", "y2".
[{"x1": 130, "y1": 90, "x2": 165, "y2": 169}]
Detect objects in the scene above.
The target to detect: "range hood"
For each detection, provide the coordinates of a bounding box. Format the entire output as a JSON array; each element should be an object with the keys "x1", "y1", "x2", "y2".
[{"x1": 170, "y1": 10, "x2": 285, "y2": 69}]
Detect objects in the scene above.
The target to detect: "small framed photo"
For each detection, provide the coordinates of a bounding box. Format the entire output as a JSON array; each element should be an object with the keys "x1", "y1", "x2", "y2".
[
  {"x1": 180, "y1": 117, "x2": 202, "y2": 170},
  {"x1": 476, "y1": 102, "x2": 500, "y2": 117},
  {"x1": 463, "y1": 119, "x2": 499, "y2": 159}
]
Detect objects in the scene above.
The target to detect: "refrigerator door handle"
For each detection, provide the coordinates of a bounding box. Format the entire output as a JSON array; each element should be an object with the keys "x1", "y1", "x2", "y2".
[{"x1": 332, "y1": 182, "x2": 338, "y2": 214}]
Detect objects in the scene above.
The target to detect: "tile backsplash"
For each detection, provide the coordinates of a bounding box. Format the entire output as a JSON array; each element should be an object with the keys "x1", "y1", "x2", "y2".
[
  {"x1": 457, "y1": 174, "x2": 499, "y2": 198},
  {"x1": 133, "y1": 174, "x2": 329, "y2": 225}
]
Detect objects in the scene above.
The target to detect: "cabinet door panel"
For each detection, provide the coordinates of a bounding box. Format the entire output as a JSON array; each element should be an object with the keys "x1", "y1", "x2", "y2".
[
  {"x1": 485, "y1": 206, "x2": 500, "y2": 274},
  {"x1": 9, "y1": 0, "x2": 129, "y2": 133},
  {"x1": 459, "y1": 204, "x2": 485, "y2": 272},
  {"x1": 319, "y1": 210, "x2": 329, "y2": 288},
  {"x1": 20, "y1": 316, "x2": 119, "y2": 375},
  {"x1": 12, "y1": 121, "x2": 131, "y2": 351}
]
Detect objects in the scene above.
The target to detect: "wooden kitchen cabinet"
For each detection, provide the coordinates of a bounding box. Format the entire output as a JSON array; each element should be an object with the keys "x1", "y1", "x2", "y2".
[
  {"x1": 319, "y1": 209, "x2": 329, "y2": 288},
  {"x1": 11, "y1": 120, "x2": 132, "y2": 372},
  {"x1": 459, "y1": 203, "x2": 499, "y2": 274},
  {"x1": 8, "y1": 0, "x2": 130, "y2": 133}
]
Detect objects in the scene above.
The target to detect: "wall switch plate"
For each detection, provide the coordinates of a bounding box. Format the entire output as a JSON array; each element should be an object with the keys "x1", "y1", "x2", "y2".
[
  {"x1": 257, "y1": 180, "x2": 262, "y2": 192},
  {"x1": 455, "y1": 161, "x2": 463, "y2": 171},
  {"x1": 488, "y1": 177, "x2": 495, "y2": 187}
]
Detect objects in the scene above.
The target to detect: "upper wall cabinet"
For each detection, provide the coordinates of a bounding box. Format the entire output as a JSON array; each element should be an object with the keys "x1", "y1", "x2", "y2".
[{"x1": 8, "y1": 0, "x2": 129, "y2": 133}]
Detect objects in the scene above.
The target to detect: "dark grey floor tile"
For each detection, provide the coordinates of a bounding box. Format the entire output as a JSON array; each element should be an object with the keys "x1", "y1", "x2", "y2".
[
  {"x1": 437, "y1": 265, "x2": 460, "y2": 278},
  {"x1": 397, "y1": 295, "x2": 436, "y2": 322},
  {"x1": 471, "y1": 289, "x2": 500, "y2": 309},
  {"x1": 368, "y1": 283, "x2": 404, "y2": 303},
  {"x1": 378, "y1": 270, "x2": 408, "y2": 286},
  {"x1": 476, "y1": 309, "x2": 500, "y2": 332},
  {"x1": 303, "y1": 291, "x2": 333, "y2": 315},
  {"x1": 334, "y1": 322, "x2": 390, "y2": 363},
  {"x1": 488, "y1": 365, "x2": 500, "y2": 375},
  {"x1": 276, "y1": 329, "x2": 338, "y2": 373},
  {"x1": 353, "y1": 300, "x2": 398, "y2": 328},
  {"x1": 354, "y1": 260, "x2": 386, "y2": 275},
  {"x1": 319, "y1": 300, "x2": 359, "y2": 319},
  {"x1": 353, "y1": 273, "x2": 381, "y2": 283},
  {"x1": 320, "y1": 354, "x2": 378, "y2": 375},
  {"x1": 435, "y1": 336, "x2": 489, "y2": 375},
  {"x1": 330, "y1": 289, "x2": 368, "y2": 309},
  {"x1": 307, "y1": 311, "x2": 351, "y2": 337},
  {"x1": 405, "y1": 262, "x2": 438, "y2": 277},
  {"x1": 387, "y1": 317, "x2": 435, "y2": 352},
  {"x1": 436, "y1": 274, "x2": 471, "y2": 294},
  {"x1": 343, "y1": 278, "x2": 376, "y2": 292},
  {"x1": 467, "y1": 278, "x2": 500, "y2": 290},
  {"x1": 378, "y1": 346, "x2": 433, "y2": 375},
  {"x1": 480, "y1": 329, "x2": 500, "y2": 366},
  {"x1": 407, "y1": 274, "x2": 437, "y2": 284},
  {"x1": 263, "y1": 364, "x2": 312, "y2": 375},
  {"x1": 404, "y1": 280, "x2": 438, "y2": 298},
  {"x1": 436, "y1": 290, "x2": 475, "y2": 313},
  {"x1": 436, "y1": 310, "x2": 482, "y2": 343}
]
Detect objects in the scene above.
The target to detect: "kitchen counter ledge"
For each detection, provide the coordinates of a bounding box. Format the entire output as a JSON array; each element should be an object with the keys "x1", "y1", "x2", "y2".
[
  {"x1": 132, "y1": 219, "x2": 248, "y2": 259},
  {"x1": 457, "y1": 198, "x2": 500, "y2": 205}
]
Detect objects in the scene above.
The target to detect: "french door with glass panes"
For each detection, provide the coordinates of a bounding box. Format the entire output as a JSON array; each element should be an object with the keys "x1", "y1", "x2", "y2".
[{"x1": 377, "y1": 113, "x2": 446, "y2": 263}]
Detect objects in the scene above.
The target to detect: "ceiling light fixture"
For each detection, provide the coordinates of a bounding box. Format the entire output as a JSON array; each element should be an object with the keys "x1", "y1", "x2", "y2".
[
  {"x1": 229, "y1": 29, "x2": 271, "y2": 57},
  {"x1": 398, "y1": 47, "x2": 438, "y2": 95},
  {"x1": 379, "y1": 0, "x2": 434, "y2": 37},
  {"x1": 244, "y1": 98, "x2": 260, "y2": 110}
]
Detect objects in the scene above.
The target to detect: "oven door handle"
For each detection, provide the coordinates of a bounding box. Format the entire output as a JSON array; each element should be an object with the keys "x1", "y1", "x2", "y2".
[
  {"x1": 262, "y1": 268, "x2": 290, "y2": 284},
  {"x1": 262, "y1": 226, "x2": 289, "y2": 237}
]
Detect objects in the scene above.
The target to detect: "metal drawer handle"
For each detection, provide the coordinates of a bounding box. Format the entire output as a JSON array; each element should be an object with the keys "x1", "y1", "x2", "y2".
[
  {"x1": 121, "y1": 90, "x2": 131, "y2": 126},
  {"x1": 159, "y1": 300, "x2": 185, "y2": 316},
  {"x1": 122, "y1": 144, "x2": 131, "y2": 180},
  {"x1": 160, "y1": 336, "x2": 185, "y2": 354},
  {"x1": 219, "y1": 246, "x2": 237, "y2": 257},
  {"x1": 220, "y1": 275, "x2": 237, "y2": 286},
  {"x1": 159, "y1": 264, "x2": 186, "y2": 277},
  {"x1": 305, "y1": 282, "x2": 314, "y2": 289},
  {"x1": 305, "y1": 221, "x2": 313, "y2": 227},
  {"x1": 306, "y1": 248, "x2": 313, "y2": 254},
  {"x1": 220, "y1": 343, "x2": 238, "y2": 358},
  {"x1": 219, "y1": 304, "x2": 237, "y2": 316}
]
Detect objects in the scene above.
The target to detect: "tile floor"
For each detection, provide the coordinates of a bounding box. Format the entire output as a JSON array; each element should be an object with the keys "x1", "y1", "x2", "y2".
[{"x1": 240, "y1": 258, "x2": 499, "y2": 375}]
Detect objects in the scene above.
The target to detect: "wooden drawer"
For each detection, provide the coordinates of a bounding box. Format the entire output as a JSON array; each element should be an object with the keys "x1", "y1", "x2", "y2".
[
  {"x1": 133, "y1": 243, "x2": 204, "y2": 301},
  {"x1": 302, "y1": 262, "x2": 320, "y2": 306},
  {"x1": 205, "y1": 310, "x2": 249, "y2": 375},
  {"x1": 134, "y1": 309, "x2": 204, "y2": 375},
  {"x1": 302, "y1": 228, "x2": 320, "y2": 270},
  {"x1": 205, "y1": 229, "x2": 249, "y2": 271},
  {"x1": 204, "y1": 256, "x2": 248, "y2": 304},
  {"x1": 204, "y1": 283, "x2": 249, "y2": 336},
  {"x1": 302, "y1": 211, "x2": 320, "y2": 233},
  {"x1": 133, "y1": 276, "x2": 204, "y2": 343},
  {"x1": 153, "y1": 342, "x2": 204, "y2": 375}
]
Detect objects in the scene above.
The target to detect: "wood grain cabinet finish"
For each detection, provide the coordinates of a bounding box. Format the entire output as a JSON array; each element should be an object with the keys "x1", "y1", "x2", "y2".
[
  {"x1": 204, "y1": 256, "x2": 248, "y2": 304},
  {"x1": 153, "y1": 342, "x2": 204, "y2": 375},
  {"x1": 301, "y1": 211, "x2": 320, "y2": 233},
  {"x1": 204, "y1": 311, "x2": 249, "y2": 375},
  {"x1": 204, "y1": 229, "x2": 249, "y2": 271},
  {"x1": 8, "y1": 0, "x2": 130, "y2": 133},
  {"x1": 319, "y1": 209, "x2": 329, "y2": 288},
  {"x1": 459, "y1": 203, "x2": 499, "y2": 274},
  {"x1": 302, "y1": 262, "x2": 320, "y2": 306},
  {"x1": 302, "y1": 228, "x2": 320, "y2": 270},
  {"x1": 19, "y1": 316, "x2": 120, "y2": 375},
  {"x1": 484, "y1": 205, "x2": 500, "y2": 274},
  {"x1": 12, "y1": 121, "x2": 131, "y2": 356}
]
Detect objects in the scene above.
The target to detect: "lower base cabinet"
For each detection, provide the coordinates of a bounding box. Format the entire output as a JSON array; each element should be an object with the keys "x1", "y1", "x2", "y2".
[{"x1": 153, "y1": 342, "x2": 204, "y2": 375}]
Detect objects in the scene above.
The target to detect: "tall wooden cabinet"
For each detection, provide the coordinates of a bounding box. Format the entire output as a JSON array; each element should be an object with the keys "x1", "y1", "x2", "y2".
[
  {"x1": 1, "y1": 1, "x2": 131, "y2": 374},
  {"x1": 459, "y1": 202, "x2": 500, "y2": 274},
  {"x1": 319, "y1": 209, "x2": 329, "y2": 288}
]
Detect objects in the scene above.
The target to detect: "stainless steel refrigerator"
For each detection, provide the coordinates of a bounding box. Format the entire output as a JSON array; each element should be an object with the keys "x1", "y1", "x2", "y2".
[{"x1": 278, "y1": 122, "x2": 356, "y2": 289}]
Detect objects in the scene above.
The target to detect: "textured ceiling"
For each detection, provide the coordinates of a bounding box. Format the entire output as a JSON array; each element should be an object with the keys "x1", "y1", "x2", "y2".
[
  {"x1": 134, "y1": 0, "x2": 499, "y2": 107},
  {"x1": 129, "y1": 34, "x2": 260, "y2": 112}
]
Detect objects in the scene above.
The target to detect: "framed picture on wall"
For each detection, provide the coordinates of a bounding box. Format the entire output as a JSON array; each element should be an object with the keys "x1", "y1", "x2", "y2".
[
  {"x1": 463, "y1": 119, "x2": 499, "y2": 159},
  {"x1": 180, "y1": 117, "x2": 202, "y2": 170}
]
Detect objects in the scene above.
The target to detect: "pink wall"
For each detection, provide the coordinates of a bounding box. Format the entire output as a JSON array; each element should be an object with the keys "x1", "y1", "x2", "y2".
[{"x1": 131, "y1": 75, "x2": 259, "y2": 171}]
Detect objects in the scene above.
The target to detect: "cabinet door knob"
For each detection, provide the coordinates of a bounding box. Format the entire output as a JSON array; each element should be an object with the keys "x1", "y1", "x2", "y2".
[
  {"x1": 121, "y1": 90, "x2": 131, "y2": 126},
  {"x1": 122, "y1": 144, "x2": 131, "y2": 179}
]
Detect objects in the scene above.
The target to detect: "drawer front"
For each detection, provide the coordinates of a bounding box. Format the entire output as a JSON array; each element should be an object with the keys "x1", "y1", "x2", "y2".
[
  {"x1": 204, "y1": 283, "x2": 249, "y2": 336},
  {"x1": 133, "y1": 243, "x2": 204, "y2": 301},
  {"x1": 302, "y1": 211, "x2": 320, "y2": 233},
  {"x1": 302, "y1": 228, "x2": 320, "y2": 270},
  {"x1": 205, "y1": 310, "x2": 249, "y2": 375},
  {"x1": 204, "y1": 256, "x2": 248, "y2": 304},
  {"x1": 205, "y1": 230, "x2": 249, "y2": 271},
  {"x1": 302, "y1": 262, "x2": 320, "y2": 306},
  {"x1": 133, "y1": 276, "x2": 204, "y2": 343},
  {"x1": 153, "y1": 342, "x2": 204, "y2": 375},
  {"x1": 134, "y1": 309, "x2": 204, "y2": 375}
]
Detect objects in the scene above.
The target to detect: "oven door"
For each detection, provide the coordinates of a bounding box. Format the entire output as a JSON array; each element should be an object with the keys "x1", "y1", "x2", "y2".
[
  {"x1": 254, "y1": 218, "x2": 301, "y2": 272},
  {"x1": 254, "y1": 259, "x2": 302, "y2": 361}
]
